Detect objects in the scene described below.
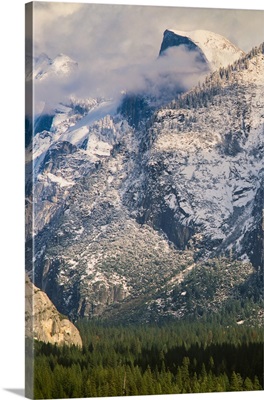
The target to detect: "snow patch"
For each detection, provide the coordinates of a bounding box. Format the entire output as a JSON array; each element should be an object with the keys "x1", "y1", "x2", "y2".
[
  {"x1": 164, "y1": 193, "x2": 177, "y2": 210},
  {"x1": 47, "y1": 173, "x2": 75, "y2": 187},
  {"x1": 86, "y1": 133, "x2": 113, "y2": 157},
  {"x1": 167, "y1": 29, "x2": 244, "y2": 70}
]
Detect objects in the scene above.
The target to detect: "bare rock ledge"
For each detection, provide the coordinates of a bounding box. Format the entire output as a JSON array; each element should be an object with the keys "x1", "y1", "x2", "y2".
[{"x1": 25, "y1": 275, "x2": 82, "y2": 348}]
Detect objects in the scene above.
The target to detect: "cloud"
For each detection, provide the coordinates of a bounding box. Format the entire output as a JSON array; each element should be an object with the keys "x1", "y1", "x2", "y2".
[
  {"x1": 32, "y1": 3, "x2": 264, "y2": 58},
  {"x1": 30, "y1": 3, "x2": 264, "y2": 111},
  {"x1": 33, "y1": 44, "x2": 209, "y2": 113},
  {"x1": 32, "y1": 2, "x2": 83, "y2": 50}
]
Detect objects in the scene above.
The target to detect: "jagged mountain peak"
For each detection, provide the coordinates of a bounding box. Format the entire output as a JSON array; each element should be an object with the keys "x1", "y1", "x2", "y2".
[
  {"x1": 31, "y1": 52, "x2": 78, "y2": 81},
  {"x1": 51, "y1": 53, "x2": 78, "y2": 71},
  {"x1": 160, "y1": 28, "x2": 244, "y2": 70}
]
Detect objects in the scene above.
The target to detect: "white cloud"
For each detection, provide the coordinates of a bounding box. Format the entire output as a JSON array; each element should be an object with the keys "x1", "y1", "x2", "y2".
[{"x1": 29, "y1": 2, "x2": 264, "y2": 108}]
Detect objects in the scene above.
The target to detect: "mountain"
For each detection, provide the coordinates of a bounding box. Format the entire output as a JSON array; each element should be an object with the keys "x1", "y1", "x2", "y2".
[
  {"x1": 25, "y1": 33, "x2": 264, "y2": 324},
  {"x1": 26, "y1": 52, "x2": 78, "y2": 81},
  {"x1": 129, "y1": 44, "x2": 264, "y2": 265},
  {"x1": 25, "y1": 51, "x2": 79, "y2": 145},
  {"x1": 118, "y1": 29, "x2": 244, "y2": 128},
  {"x1": 25, "y1": 275, "x2": 82, "y2": 347},
  {"x1": 159, "y1": 29, "x2": 244, "y2": 70}
]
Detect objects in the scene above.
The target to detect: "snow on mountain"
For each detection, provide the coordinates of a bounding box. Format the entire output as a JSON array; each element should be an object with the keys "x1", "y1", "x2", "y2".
[
  {"x1": 25, "y1": 97, "x2": 124, "y2": 239},
  {"x1": 25, "y1": 33, "x2": 264, "y2": 323},
  {"x1": 59, "y1": 100, "x2": 119, "y2": 147},
  {"x1": 131, "y1": 44, "x2": 264, "y2": 263},
  {"x1": 160, "y1": 29, "x2": 245, "y2": 70},
  {"x1": 33, "y1": 52, "x2": 78, "y2": 81},
  {"x1": 51, "y1": 53, "x2": 78, "y2": 75},
  {"x1": 27, "y1": 99, "x2": 119, "y2": 173}
]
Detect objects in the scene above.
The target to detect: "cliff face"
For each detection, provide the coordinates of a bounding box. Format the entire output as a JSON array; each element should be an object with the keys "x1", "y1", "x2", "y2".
[
  {"x1": 159, "y1": 29, "x2": 208, "y2": 65},
  {"x1": 159, "y1": 29, "x2": 244, "y2": 70},
  {"x1": 25, "y1": 275, "x2": 82, "y2": 347}
]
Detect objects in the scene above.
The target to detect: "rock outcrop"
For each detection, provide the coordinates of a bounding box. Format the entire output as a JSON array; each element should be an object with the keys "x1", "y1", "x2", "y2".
[
  {"x1": 25, "y1": 275, "x2": 82, "y2": 347},
  {"x1": 159, "y1": 29, "x2": 244, "y2": 70}
]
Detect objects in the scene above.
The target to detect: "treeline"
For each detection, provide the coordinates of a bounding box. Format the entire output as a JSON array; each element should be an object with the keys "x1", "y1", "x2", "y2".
[{"x1": 30, "y1": 321, "x2": 263, "y2": 398}]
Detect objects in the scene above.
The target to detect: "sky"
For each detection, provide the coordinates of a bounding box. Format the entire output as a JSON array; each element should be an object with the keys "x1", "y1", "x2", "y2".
[
  {"x1": 26, "y1": 1, "x2": 264, "y2": 108},
  {"x1": 31, "y1": 1, "x2": 264, "y2": 58}
]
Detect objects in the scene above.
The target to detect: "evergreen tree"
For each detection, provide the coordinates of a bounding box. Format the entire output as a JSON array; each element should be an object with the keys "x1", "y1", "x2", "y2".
[
  {"x1": 230, "y1": 371, "x2": 243, "y2": 391},
  {"x1": 243, "y1": 377, "x2": 254, "y2": 391}
]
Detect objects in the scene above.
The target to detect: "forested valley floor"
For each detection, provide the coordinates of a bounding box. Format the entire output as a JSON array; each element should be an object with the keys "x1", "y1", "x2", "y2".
[{"x1": 27, "y1": 320, "x2": 263, "y2": 399}]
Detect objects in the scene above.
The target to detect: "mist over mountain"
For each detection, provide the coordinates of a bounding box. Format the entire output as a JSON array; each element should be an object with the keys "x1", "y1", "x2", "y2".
[
  {"x1": 29, "y1": 29, "x2": 242, "y2": 117},
  {"x1": 26, "y1": 28, "x2": 264, "y2": 326}
]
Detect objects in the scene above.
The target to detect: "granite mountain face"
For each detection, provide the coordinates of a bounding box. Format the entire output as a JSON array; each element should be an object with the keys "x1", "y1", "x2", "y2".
[
  {"x1": 25, "y1": 31, "x2": 264, "y2": 324},
  {"x1": 159, "y1": 29, "x2": 244, "y2": 70},
  {"x1": 25, "y1": 275, "x2": 82, "y2": 347}
]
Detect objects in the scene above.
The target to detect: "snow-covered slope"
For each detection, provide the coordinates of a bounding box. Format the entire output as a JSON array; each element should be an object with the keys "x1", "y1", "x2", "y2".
[
  {"x1": 126, "y1": 44, "x2": 264, "y2": 265},
  {"x1": 32, "y1": 52, "x2": 78, "y2": 81},
  {"x1": 160, "y1": 29, "x2": 244, "y2": 70},
  {"x1": 25, "y1": 98, "x2": 121, "y2": 238},
  {"x1": 25, "y1": 35, "x2": 264, "y2": 323}
]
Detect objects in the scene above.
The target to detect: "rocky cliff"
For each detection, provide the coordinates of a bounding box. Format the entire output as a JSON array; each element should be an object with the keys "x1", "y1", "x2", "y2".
[
  {"x1": 25, "y1": 275, "x2": 82, "y2": 347},
  {"x1": 159, "y1": 29, "x2": 244, "y2": 70}
]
